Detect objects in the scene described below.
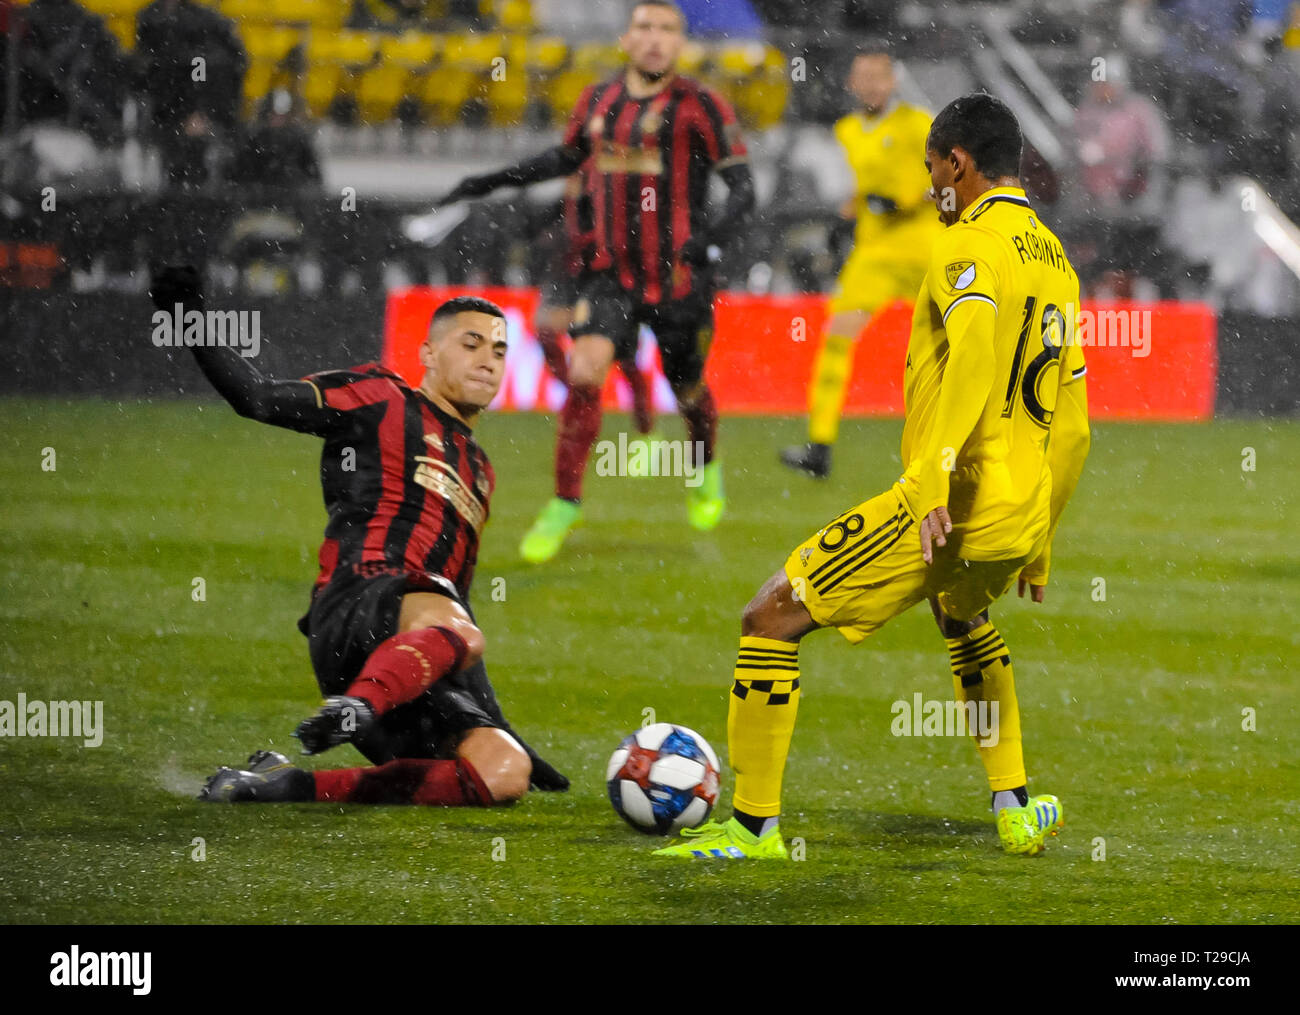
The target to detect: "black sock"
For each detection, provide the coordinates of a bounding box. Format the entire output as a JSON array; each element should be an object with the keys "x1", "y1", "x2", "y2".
[
  {"x1": 991, "y1": 786, "x2": 1029, "y2": 810},
  {"x1": 733, "y1": 808, "x2": 767, "y2": 837}
]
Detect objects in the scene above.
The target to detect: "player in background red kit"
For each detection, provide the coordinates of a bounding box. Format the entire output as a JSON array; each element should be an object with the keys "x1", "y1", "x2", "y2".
[
  {"x1": 442, "y1": 0, "x2": 755, "y2": 562},
  {"x1": 535, "y1": 167, "x2": 656, "y2": 445},
  {"x1": 148, "y1": 267, "x2": 569, "y2": 806}
]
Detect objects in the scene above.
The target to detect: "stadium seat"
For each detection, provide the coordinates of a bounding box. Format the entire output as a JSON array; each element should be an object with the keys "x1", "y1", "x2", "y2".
[
  {"x1": 358, "y1": 33, "x2": 440, "y2": 124},
  {"x1": 243, "y1": 26, "x2": 303, "y2": 63},
  {"x1": 497, "y1": 0, "x2": 534, "y2": 33},
  {"x1": 220, "y1": 0, "x2": 347, "y2": 27}
]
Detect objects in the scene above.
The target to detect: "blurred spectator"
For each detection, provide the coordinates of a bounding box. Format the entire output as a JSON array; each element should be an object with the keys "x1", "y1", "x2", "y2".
[
  {"x1": 1075, "y1": 59, "x2": 1168, "y2": 212},
  {"x1": 135, "y1": 0, "x2": 246, "y2": 189},
  {"x1": 18, "y1": 0, "x2": 128, "y2": 145},
  {"x1": 1071, "y1": 56, "x2": 1170, "y2": 297},
  {"x1": 228, "y1": 89, "x2": 321, "y2": 189}
]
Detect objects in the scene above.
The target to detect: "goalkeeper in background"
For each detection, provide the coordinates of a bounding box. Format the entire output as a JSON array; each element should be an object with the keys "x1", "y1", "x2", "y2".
[{"x1": 780, "y1": 44, "x2": 943, "y2": 479}]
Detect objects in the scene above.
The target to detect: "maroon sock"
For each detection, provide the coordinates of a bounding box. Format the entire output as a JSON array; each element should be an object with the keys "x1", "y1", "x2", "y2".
[
  {"x1": 679, "y1": 384, "x2": 718, "y2": 467},
  {"x1": 537, "y1": 324, "x2": 569, "y2": 385},
  {"x1": 344, "y1": 626, "x2": 468, "y2": 717},
  {"x1": 555, "y1": 383, "x2": 602, "y2": 502},
  {"x1": 620, "y1": 360, "x2": 654, "y2": 435},
  {"x1": 313, "y1": 757, "x2": 492, "y2": 806}
]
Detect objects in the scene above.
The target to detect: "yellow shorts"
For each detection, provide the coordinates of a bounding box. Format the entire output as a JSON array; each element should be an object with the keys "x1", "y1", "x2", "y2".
[
  {"x1": 827, "y1": 247, "x2": 928, "y2": 316},
  {"x1": 783, "y1": 486, "x2": 1033, "y2": 644}
]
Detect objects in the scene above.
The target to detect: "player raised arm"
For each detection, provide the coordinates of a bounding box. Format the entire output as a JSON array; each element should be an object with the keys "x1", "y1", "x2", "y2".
[
  {"x1": 437, "y1": 82, "x2": 597, "y2": 206},
  {"x1": 149, "y1": 266, "x2": 348, "y2": 437},
  {"x1": 1018, "y1": 359, "x2": 1090, "y2": 601}
]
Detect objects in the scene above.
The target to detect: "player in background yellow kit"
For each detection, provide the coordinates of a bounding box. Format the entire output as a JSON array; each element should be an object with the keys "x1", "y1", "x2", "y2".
[
  {"x1": 658, "y1": 94, "x2": 1091, "y2": 860},
  {"x1": 780, "y1": 44, "x2": 944, "y2": 479}
]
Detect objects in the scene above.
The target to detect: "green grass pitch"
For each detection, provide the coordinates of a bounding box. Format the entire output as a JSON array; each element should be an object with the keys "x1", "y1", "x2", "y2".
[{"x1": 1, "y1": 398, "x2": 1297, "y2": 924}]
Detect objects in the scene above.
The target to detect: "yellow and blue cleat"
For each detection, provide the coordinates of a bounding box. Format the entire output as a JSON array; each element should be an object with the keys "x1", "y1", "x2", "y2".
[
  {"x1": 996, "y1": 793, "x2": 1064, "y2": 855},
  {"x1": 652, "y1": 817, "x2": 789, "y2": 859}
]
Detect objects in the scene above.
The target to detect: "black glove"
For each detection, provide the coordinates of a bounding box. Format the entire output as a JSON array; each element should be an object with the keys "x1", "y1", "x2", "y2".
[
  {"x1": 525, "y1": 750, "x2": 571, "y2": 792},
  {"x1": 149, "y1": 264, "x2": 203, "y2": 312},
  {"x1": 865, "y1": 193, "x2": 899, "y2": 215},
  {"x1": 437, "y1": 174, "x2": 497, "y2": 207}
]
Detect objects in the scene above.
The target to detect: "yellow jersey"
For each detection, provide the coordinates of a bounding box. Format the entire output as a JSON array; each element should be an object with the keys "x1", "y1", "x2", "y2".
[
  {"x1": 897, "y1": 186, "x2": 1087, "y2": 560},
  {"x1": 834, "y1": 101, "x2": 943, "y2": 257}
]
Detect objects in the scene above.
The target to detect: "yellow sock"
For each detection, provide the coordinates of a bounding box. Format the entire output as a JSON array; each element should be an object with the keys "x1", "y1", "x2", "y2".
[
  {"x1": 945, "y1": 622, "x2": 1025, "y2": 791},
  {"x1": 807, "y1": 332, "x2": 857, "y2": 446},
  {"x1": 728, "y1": 636, "x2": 801, "y2": 818}
]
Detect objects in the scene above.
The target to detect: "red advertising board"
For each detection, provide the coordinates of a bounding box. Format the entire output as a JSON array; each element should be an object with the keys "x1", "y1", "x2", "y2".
[{"x1": 383, "y1": 287, "x2": 1217, "y2": 421}]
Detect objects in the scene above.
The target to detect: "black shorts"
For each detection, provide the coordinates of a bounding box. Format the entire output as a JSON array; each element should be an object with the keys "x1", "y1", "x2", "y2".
[
  {"x1": 568, "y1": 269, "x2": 715, "y2": 389},
  {"x1": 297, "y1": 569, "x2": 500, "y2": 763}
]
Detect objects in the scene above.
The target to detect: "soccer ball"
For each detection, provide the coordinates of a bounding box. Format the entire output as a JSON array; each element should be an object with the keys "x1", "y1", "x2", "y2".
[{"x1": 606, "y1": 723, "x2": 720, "y2": 835}]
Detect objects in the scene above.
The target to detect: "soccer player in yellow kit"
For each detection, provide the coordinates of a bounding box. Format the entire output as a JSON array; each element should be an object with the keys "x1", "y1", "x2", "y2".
[
  {"x1": 780, "y1": 45, "x2": 944, "y2": 479},
  {"x1": 658, "y1": 94, "x2": 1091, "y2": 859}
]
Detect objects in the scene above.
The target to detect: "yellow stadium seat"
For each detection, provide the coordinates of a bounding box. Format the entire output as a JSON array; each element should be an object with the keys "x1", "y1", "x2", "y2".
[
  {"x1": 422, "y1": 66, "x2": 480, "y2": 125},
  {"x1": 243, "y1": 26, "x2": 303, "y2": 63},
  {"x1": 498, "y1": 0, "x2": 533, "y2": 32},
  {"x1": 221, "y1": 0, "x2": 347, "y2": 27},
  {"x1": 526, "y1": 37, "x2": 568, "y2": 73},
  {"x1": 379, "y1": 31, "x2": 439, "y2": 67},
  {"x1": 77, "y1": 0, "x2": 151, "y2": 18},
  {"x1": 487, "y1": 72, "x2": 528, "y2": 126},
  {"x1": 546, "y1": 67, "x2": 600, "y2": 124},
  {"x1": 571, "y1": 41, "x2": 621, "y2": 73},
  {"x1": 677, "y1": 41, "x2": 706, "y2": 75},
  {"x1": 357, "y1": 64, "x2": 412, "y2": 121},
  {"x1": 442, "y1": 33, "x2": 506, "y2": 67},
  {"x1": 716, "y1": 42, "x2": 766, "y2": 78},
  {"x1": 105, "y1": 15, "x2": 137, "y2": 52}
]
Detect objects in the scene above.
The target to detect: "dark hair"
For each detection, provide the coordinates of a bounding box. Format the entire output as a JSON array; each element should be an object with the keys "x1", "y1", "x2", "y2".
[
  {"x1": 927, "y1": 93, "x2": 1023, "y2": 179},
  {"x1": 429, "y1": 296, "x2": 506, "y2": 334},
  {"x1": 852, "y1": 40, "x2": 892, "y2": 61},
  {"x1": 628, "y1": 0, "x2": 685, "y2": 27}
]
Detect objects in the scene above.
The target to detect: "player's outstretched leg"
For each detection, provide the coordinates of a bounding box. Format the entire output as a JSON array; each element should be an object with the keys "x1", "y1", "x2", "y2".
[
  {"x1": 521, "y1": 334, "x2": 614, "y2": 563},
  {"x1": 655, "y1": 570, "x2": 817, "y2": 859},
  {"x1": 933, "y1": 600, "x2": 1063, "y2": 855},
  {"x1": 295, "y1": 594, "x2": 483, "y2": 754},
  {"x1": 780, "y1": 309, "x2": 869, "y2": 479},
  {"x1": 200, "y1": 730, "x2": 531, "y2": 807}
]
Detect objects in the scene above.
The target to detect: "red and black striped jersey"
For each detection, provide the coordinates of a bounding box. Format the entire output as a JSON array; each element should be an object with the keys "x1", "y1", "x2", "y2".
[
  {"x1": 299, "y1": 363, "x2": 494, "y2": 601},
  {"x1": 562, "y1": 74, "x2": 748, "y2": 304}
]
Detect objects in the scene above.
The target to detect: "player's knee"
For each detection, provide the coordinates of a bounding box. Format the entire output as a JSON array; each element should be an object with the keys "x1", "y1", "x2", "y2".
[
  {"x1": 740, "y1": 572, "x2": 788, "y2": 638},
  {"x1": 455, "y1": 622, "x2": 486, "y2": 669},
  {"x1": 482, "y1": 742, "x2": 532, "y2": 804},
  {"x1": 935, "y1": 610, "x2": 988, "y2": 639}
]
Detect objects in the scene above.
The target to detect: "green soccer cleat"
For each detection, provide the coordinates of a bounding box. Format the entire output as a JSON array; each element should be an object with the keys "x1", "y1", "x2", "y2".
[
  {"x1": 996, "y1": 793, "x2": 1064, "y2": 855},
  {"x1": 652, "y1": 817, "x2": 789, "y2": 859},
  {"x1": 519, "y1": 497, "x2": 582, "y2": 563},
  {"x1": 686, "y1": 460, "x2": 725, "y2": 531}
]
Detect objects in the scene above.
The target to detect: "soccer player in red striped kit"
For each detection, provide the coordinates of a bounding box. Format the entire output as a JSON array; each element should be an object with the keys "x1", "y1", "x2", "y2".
[
  {"x1": 441, "y1": 0, "x2": 755, "y2": 562},
  {"x1": 147, "y1": 267, "x2": 570, "y2": 807}
]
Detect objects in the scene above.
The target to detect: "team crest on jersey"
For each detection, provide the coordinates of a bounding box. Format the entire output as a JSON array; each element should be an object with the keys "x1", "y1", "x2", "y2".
[
  {"x1": 414, "y1": 437, "x2": 486, "y2": 533},
  {"x1": 945, "y1": 261, "x2": 977, "y2": 291}
]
